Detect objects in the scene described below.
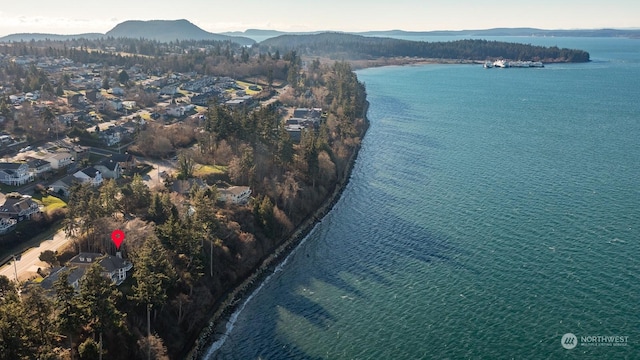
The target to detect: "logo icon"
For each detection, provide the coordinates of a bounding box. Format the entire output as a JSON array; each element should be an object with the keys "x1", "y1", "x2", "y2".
[
  {"x1": 562, "y1": 333, "x2": 578, "y2": 350},
  {"x1": 111, "y1": 229, "x2": 125, "y2": 249}
]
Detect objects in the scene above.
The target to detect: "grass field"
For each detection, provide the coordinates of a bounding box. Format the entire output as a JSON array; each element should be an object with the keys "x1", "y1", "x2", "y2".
[
  {"x1": 193, "y1": 164, "x2": 227, "y2": 177},
  {"x1": 33, "y1": 195, "x2": 68, "y2": 212}
]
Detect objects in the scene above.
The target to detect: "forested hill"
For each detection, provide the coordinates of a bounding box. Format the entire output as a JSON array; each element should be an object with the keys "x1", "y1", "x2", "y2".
[
  {"x1": 105, "y1": 20, "x2": 255, "y2": 45},
  {"x1": 259, "y1": 33, "x2": 590, "y2": 62}
]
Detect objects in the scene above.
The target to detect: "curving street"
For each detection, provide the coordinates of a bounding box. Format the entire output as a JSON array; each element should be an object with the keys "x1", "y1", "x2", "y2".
[{"x1": 0, "y1": 230, "x2": 71, "y2": 282}]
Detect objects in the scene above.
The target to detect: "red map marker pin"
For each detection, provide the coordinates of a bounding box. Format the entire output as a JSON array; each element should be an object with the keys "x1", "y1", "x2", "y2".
[{"x1": 111, "y1": 229, "x2": 125, "y2": 249}]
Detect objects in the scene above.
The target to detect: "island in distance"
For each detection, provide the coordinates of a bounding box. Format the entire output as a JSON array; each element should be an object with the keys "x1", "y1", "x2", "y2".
[{"x1": 0, "y1": 19, "x2": 596, "y2": 64}]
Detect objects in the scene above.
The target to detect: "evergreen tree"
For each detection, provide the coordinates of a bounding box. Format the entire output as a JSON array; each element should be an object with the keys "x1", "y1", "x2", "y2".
[
  {"x1": 0, "y1": 293, "x2": 29, "y2": 359},
  {"x1": 117, "y1": 70, "x2": 129, "y2": 85},
  {"x1": 99, "y1": 178, "x2": 121, "y2": 217},
  {"x1": 130, "y1": 236, "x2": 176, "y2": 354},
  {"x1": 79, "y1": 262, "x2": 125, "y2": 360},
  {"x1": 22, "y1": 286, "x2": 55, "y2": 355},
  {"x1": 122, "y1": 173, "x2": 151, "y2": 216},
  {"x1": 177, "y1": 153, "x2": 194, "y2": 180},
  {"x1": 54, "y1": 269, "x2": 83, "y2": 360}
]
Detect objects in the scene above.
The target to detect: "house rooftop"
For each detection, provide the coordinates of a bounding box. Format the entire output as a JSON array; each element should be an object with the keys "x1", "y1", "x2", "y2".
[
  {"x1": 47, "y1": 152, "x2": 72, "y2": 160},
  {"x1": 99, "y1": 158, "x2": 119, "y2": 171},
  {"x1": 40, "y1": 266, "x2": 85, "y2": 291},
  {"x1": 26, "y1": 158, "x2": 51, "y2": 168},
  {"x1": 52, "y1": 174, "x2": 78, "y2": 187},
  {"x1": 78, "y1": 166, "x2": 100, "y2": 177},
  {"x1": 68, "y1": 252, "x2": 130, "y2": 273},
  {"x1": 110, "y1": 153, "x2": 133, "y2": 163},
  {"x1": 0, "y1": 162, "x2": 24, "y2": 170},
  {"x1": 0, "y1": 195, "x2": 39, "y2": 216}
]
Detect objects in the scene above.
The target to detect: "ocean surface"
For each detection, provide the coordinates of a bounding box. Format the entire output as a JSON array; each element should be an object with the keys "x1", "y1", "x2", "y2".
[{"x1": 206, "y1": 37, "x2": 640, "y2": 359}]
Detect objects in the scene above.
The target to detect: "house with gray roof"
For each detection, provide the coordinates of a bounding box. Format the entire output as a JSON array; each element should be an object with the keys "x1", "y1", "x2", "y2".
[
  {"x1": 0, "y1": 162, "x2": 33, "y2": 186},
  {"x1": 67, "y1": 252, "x2": 133, "y2": 285},
  {"x1": 95, "y1": 158, "x2": 121, "y2": 179},
  {"x1": 41, "y1": 252, "x2": 133, "y2": 291},
  {"x1": 109, "y1": 153, "x2": 135, "y2": 170},
  {"x1": 0, "y1": 193, "x2": 41, "y2": 222},
  {"x1": 48, "y1": 175, "x2": 78, "y2": 197},
  {"x1": 26, "y1": 158, "x2": 52, "y2": 178},
  {"x1": 40, "y1": 266, "x2": 85, "y2": 291},
  {"x1": 73, "y1": 167, "x2": 103, "y2": 186}
]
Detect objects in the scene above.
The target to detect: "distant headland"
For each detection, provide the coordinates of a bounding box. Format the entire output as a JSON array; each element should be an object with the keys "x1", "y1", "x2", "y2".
[{"x1": 0, "y1": 19, "x2": 605, "y2": 64}]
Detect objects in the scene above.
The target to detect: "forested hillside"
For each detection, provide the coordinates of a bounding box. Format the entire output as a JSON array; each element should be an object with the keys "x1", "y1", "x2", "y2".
[{"x1": 260, "y1": 33, "x2": 590, "y2": 62}]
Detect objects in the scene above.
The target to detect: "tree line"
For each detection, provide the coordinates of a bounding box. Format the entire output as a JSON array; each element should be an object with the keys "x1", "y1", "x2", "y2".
[{"x1": 260, "y1": 33, "x2": 591, "y2": 62}]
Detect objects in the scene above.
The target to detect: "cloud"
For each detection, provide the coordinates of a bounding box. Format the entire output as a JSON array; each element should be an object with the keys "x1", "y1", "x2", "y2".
[{"x1": 0, "y1": 15, "x2": 118, "y2": 35}]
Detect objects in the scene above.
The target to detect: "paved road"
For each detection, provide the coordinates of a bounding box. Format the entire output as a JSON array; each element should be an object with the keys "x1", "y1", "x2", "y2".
[{"x1": 0, "y1": 230, "x2": 71, "y2": 282}]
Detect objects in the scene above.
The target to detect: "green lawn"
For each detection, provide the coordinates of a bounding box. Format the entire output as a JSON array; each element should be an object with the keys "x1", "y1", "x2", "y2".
[
  {"x1": 33, "y1": 194, "x2": 68, "y2": 212},
  {"x1": 193, "y1": 164, "x2": 227, "y2": 177}
]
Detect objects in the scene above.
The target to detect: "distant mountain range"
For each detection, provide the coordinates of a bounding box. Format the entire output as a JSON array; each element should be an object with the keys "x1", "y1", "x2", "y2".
[
  {"x1": 0, "y1": 19, "x2": 255, "y2": 45},
  {"x1": 1, "y1": 21, "x2": 638, "y2": 44},
  {"x1": 354, "y1": 28, "x2": 640, "y2": 38},
  {"x1": 224, "y1": 27, "x2": 640, "y2": 40}
]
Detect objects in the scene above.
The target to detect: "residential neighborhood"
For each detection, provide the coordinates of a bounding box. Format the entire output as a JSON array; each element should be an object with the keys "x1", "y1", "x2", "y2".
[
  {"x1": 0, "y1": 28, "x2": 364, "y2": 360},
  {"x1": 0, "y1": 49, "x2": 285, "y2": 238}
]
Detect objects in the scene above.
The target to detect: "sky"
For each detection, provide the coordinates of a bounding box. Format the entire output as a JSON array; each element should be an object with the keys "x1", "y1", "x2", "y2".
[{"x1": 0, "y1": 0, "x2": 638, "y2": 36}]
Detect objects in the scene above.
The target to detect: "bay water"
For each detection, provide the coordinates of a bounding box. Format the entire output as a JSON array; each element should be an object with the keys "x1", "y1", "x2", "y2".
[{"x1": 207, "y1": 37, "x2": 640, "y2": 359}]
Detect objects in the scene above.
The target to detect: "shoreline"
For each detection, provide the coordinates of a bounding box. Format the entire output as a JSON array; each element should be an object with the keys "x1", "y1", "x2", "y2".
[
  {"x1": 346, "y1": 56, "x2": 586, "y2": 70},
  {"x1": 186, "y1": 105, "x2": 370, "y2": 359}
]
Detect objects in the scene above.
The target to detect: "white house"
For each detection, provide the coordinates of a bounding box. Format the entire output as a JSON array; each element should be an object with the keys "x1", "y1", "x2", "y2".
[
  {"x1": 45, "y1": 152, "x2": 73, "y2": 170},
  {"x1": 0, "y1": 163, "x2": 33, "y2": 186},
  {"x1": 26, "y1": 158, "x2": 52, "y2": 178},
  {"x1": 73, "y1": 167, "x2": 103, "y2": 186},
  {"x1": 218, "y1": 186, "x2": 252, "y2": 205}
]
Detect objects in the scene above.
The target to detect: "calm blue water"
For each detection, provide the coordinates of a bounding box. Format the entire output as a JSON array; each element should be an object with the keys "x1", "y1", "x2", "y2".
[{"x1": 206, "y1": 37, "x2": 640, "y2": 359}]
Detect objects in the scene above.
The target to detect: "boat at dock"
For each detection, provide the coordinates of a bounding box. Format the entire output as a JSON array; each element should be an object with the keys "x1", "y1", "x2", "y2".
[{"x1": 486, "y1": 60, "x2": 544, "y2": 68}]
